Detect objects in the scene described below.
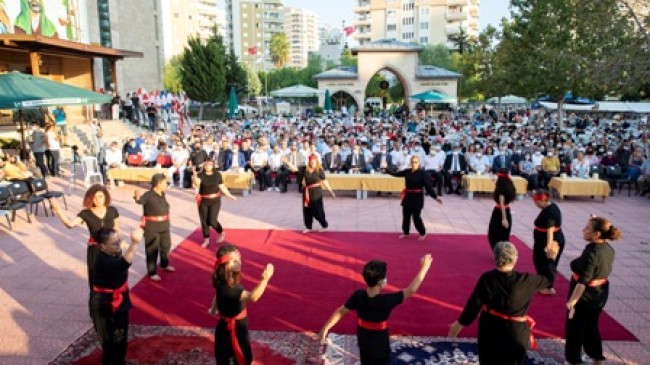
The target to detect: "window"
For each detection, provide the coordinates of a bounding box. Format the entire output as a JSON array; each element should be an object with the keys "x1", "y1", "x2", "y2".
[
  {"x1": 420, "y1": 22, "x2": 429, "y2": 30},
  {"x1": 387, "y1": 24, "x2": 397, "y2": 31},
  {"x1": 420, "y1": 36, "x2": 428, "y2": 44},
  {"x1": 420, "y1": 7, "x2": 429, "y2": 16}
]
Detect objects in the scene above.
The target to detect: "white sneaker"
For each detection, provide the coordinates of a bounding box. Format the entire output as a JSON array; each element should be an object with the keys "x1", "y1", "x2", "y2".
[
  {"x1": 201, "y1": 238, "x2": 209, "y2": 248},
  {"x1": 275, "y1": 187, "x2": 280, "y2": 192},
  {"x1": 267, "y1": 187, "x2": 273, "y2": 192}
]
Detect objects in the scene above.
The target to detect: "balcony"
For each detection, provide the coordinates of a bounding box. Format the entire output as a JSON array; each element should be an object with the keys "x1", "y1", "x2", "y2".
[
  {"x1": 447, "y1": 0, "x2": 467, "y2": 6},
  {"x1": 356, "y1": 16, "x2": 371, "y2": 25},
  {"x1": 469, "y1": 6, "x2": 479, "y2": 17},
  {"x1": 470, "y1": 0, "x2": 480, "y2": 4},
  {"x1": 446, "y1": 11, "x2": 468, "y2": 21},
  {"x1": 445, "y1": 24, "x2": 464, "y2": 35},
  {"x1": 353, "y1": 5, "x2": 371, "y2": 13}
]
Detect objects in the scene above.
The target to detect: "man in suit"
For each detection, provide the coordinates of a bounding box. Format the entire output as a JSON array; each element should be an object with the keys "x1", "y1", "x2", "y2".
[
  {"x1": 492, "y1": 145, "x2": 512, "y2": 173},
  {"x1": 284, "y1": 143, "x2": 305, "y2": 192},
  {"x1": 371, "y1": 143, "x2": 394, "y2": 173},
  {"x1": 443, "y1": 144, "x2": 467, "y2": 195},
  {"x1": 345, "y1": 144, "x2": 367, "y2": 173},
  {"x1": 323, "y1": 144, "x2": 342, "y2": 173},
  {"x1": 223, "y1": 143, "x2": 246, "y2": 171},
  {"x1": 240, "y1": 139, "x2": 253, "y2": 171}
]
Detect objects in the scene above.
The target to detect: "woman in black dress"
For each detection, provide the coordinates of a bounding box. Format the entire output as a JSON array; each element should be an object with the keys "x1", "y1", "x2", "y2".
[
  {"x1": 318, "y1": 254, "x2": 433, "y2": 365},
  {"x1": 193, "y1": 160, "x2": 237, "y2": 248},
  {"x1": 565, "y1": 216, "x2": 621, "y2": 365},
  {"x1": 388, "y1": 155, "x2": 442, "y2": 240},
  {"x1": 532, "y1": 189, "x2": 565, "y2": 295},
  {"x1": 50, "y1": 184, "x2": 120, "y2": 290},
  {"x1": 284, "y1": 154, "x2": 336, "y2": 233},
  {"x1": 134, "y1": 173, "x2": 174, "y2": 281},
  {"x1": 487, "y1": 169, "x2": 516, "y2": 250},
  {"x1": 209, "y1": 244, "x2": 274, "y2": 365},
  {"x1": 90, "y1": 227, "x2": 141, "y2": 365},
  {"x1": 449, "y1": 241, "x2": 560, "y2": 365}
]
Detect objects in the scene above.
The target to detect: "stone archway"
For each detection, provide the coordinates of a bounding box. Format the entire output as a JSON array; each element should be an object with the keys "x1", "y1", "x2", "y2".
[{"x1": 315, "y1": 40, "x2": 462, "y2": 113}]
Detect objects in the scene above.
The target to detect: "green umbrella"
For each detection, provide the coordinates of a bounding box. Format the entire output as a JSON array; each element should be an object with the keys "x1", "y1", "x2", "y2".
[
  {"x1": 227, "y1": 86, "x2": 238, "y2": 119},
  {"x1": 323, "y1": 89, "x2": 332, "y2": 113},
  {"x1": 0, "y1": 72, "x2": 112, "y2": 158},
  {"x1": 409, "y1": 90, "x2": 456, "y2": 104}
]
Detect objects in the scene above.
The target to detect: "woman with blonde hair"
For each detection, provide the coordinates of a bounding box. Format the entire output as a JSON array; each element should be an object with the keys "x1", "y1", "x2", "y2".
[
  {"x1": 209, "y1": 244, "x2": 274, "y2": 365},
  {"x1": 284, "y1": 153, "x2": 335, "y2": 233},
  {"x1": 565, "y1": 216, "x2": 621, "y2": 365}
]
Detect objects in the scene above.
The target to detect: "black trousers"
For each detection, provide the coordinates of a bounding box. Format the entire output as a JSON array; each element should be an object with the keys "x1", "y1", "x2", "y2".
[
  {"x1": 46, "y1": 149, "x2": 60, "y2": 177},
  {"x1": 444, "y1": 171, "x2": 463, "y2": 192},
  {"x1": 87, "y1": 245, "x2": 101, "y2": 291},
  {"x1": 296, "y1": 166, "x2": 305, "y2": 192},
  {"x1": 253, "y1": 166, "x2": 270, "y2": 189},
  {"x1": 303, "y1": 198, "x2": 328, "y2": 229},
  {"x1": 144, "y1": 229, "x2": 171, "y2": 276},
  {"x1": 565, "y1": 301, "x2": 606, "y2": 364},
  {"x1": 33, "y1": 151, "x2": 48, "y2": 177},
  {"x1": 427, "y1": 170, "x2": 444, "y2": 194},
  {"x1": 267, "y1": 168, "x2": 288, "y2": 189},
  {"x1": 533, "y1": 233, "x2": 564, "y2": 289},
  {"x1": 89, "y1": 303, "x2": 129, "y2": 365},
  {"x1": 199, "y1": 199, "x2": 223, "y2": 238},
  {"x1": 402, "y1": 205, "x2": 425, "y2": 235}
]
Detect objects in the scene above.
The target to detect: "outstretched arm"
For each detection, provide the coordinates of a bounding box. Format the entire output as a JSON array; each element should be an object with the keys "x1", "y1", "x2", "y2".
[
  {"x1": 49, "y1": 199, "x2": 84, "y2": 229},
  {"x1": 318, "y1": 305, "x2": 350, "y2": 344},
  {"x1": 241, "y1": 263, "x2": 274, "y2": 303},
  {"x1": 219, "y1": 183, "x2": 237, "y2": 201},
  {"x1": 402, "y1": 254, "x2": 433, "y2": 299}
]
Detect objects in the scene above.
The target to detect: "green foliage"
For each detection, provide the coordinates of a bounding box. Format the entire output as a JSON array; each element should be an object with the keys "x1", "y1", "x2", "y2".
[
  {"x1": 419, "y1": 44, "x2": 457, "y2": 71},
  {"x1": 179, "y1": 29, "x2": 227, "y2": 104},
  {"x1": 340, "y1": 48, "x2": 357, "y2": 68},
  {"x1": 0, "y1": 138, "x2": 21, "y2": 149},
  {"x1": 242, "y1": 63, "x2": 261, "y2": 96},
  {"x1": 225, "y1": 47, "x2": 248, "y2": 99},
  {"x1": 314, "y1": 106, "x2": 323, "y2": 114},
  {"x1": 365, "y1": 74, "x2": 387, "y2": 97},
  {"x1": 270, "y1": 33, "x2": 290, "y2": 68},
  {"x1": 163, "y1": 55, "x2": 182, "y2": 93},
  {"x1": 258, "y1": 54, "x2": 324, "y2": 95}
]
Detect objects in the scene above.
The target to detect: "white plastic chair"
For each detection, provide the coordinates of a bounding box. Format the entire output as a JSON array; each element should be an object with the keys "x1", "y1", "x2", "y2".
[{"x1": 81, "y1": 156, "x2": 104, "y2": 188}]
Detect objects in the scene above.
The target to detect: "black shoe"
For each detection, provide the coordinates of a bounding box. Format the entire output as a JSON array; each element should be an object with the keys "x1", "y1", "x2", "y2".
[
  {"x1": 455, "y1": 190, "x2": 462, "y2": 195},
  {"x1": 446, "y1": 190, "x2": 453, "y2": 194},
  {"x1": 641, "y1": 190, "x2": 648, "y2": 196}
]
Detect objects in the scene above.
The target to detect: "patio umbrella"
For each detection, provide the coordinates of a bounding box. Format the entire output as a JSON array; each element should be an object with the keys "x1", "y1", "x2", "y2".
[
  {"x1": 409, "y1": 90, "x2": 456, "y2": 104},
  {"x1": 227, "y1": 86, "x2": 238, "y2": 119},
  {"x1": 323, "y1": 89, "x2": 332, "y2": 113},
  {"x1": 0, "y1": 72, "x2": 111, "y2": 158}
]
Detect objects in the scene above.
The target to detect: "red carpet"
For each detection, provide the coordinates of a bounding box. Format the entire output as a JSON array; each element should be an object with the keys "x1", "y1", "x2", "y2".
[{"x1": 129, "y1": 229, "x2": 636, "y2": 341}]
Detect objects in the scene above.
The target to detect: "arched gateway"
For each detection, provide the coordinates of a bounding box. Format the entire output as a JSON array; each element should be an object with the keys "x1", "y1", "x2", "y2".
[{"x1": 314, "y1": 39, "x2": 462, "y2": 113}]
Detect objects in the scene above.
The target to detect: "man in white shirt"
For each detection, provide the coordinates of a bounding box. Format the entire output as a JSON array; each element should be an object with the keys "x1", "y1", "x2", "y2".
[
  {"x1": 469, "y1": 150, "x2": 491, "y2": 174},
  {"x1": 168, "y1": 141, "x2": 189, "y2": 188},
  {"x1": 141, "y1": 137, "x2": 158, "y2": 166},
  {"x1": 251, "y1": 145, "x2": 270, "y2": 191},
  {"x1": 424, "y1": 144, "x2": 446, "y2": 195},
  {"x1": 104, "y1": 141, "x2": 125, "y2": 187},
  {"x1": 267, "y1": 145, "x2": 287, "y2": 192}
]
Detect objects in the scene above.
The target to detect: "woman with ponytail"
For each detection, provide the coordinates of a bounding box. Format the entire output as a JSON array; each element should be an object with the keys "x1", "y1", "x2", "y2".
[
  {"x1": 531, "y1": 189, "x2": 565, "y2": 295},
  {"x1": 565, "y1": 216, "x2": 621, "y2": 365},
  {"x1": 209, "y1": 244, "x2": 274, "y2": 365},
  {"x1": 487, "y1": 169, "x2": 517, "y2": 250}
]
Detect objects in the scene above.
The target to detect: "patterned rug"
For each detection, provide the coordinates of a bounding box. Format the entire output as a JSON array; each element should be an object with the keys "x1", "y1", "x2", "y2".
[{"x1": 50, "y1": 325, "x2": 566, "y2": 364}]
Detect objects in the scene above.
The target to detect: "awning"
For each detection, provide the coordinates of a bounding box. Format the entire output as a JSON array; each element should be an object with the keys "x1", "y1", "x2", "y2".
[{"x1": 0, "y1": 34, "x2": 143, "y2": 59}]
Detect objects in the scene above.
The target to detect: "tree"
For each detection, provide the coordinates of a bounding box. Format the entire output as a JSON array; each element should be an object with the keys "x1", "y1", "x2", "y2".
[
  {"x1": 340, "y1": 47, "x2": 357, "y2": 68},
  {"x1": 418, "y1": 44, "x2": 456, "y2": 71},
  {"x1": 365, "y1": 74, "x2": 388, "y2": 98},
  {"x1": 163, "y1": 55, "x2": 182, "y2": 93},
  {"x1": 225, "y1": 46, "x2": 248, "y2": 99},
  {"x1": 447, "y1": 28, "x2": 473, "y2": 54},
  {"x1": 242, "y1": 63, "x2": 261, "y2": 96},
  {"x1": 269, "y1": 33, "x2": 290, "y2": 68},
  {"x1": 179, "y1": 29, "x2": 227, "y2": 120}
]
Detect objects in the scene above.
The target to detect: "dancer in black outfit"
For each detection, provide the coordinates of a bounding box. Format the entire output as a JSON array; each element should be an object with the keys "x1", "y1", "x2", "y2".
[
  {"x1": 209, "y1": 244, "x2": 274, "y2": 365},
  {"x1": 134, "y1": 173, "x2": 175, "y2": 281},
  {"x1": 388, "y1": 155, "x2": 442, "y2": 240},
  {"x1": 193, "y1": 160, "x2": 237, "y2": 248},
  {"x1": 284, "y1": 154, "x2": 336, "y2": 233},
  {"x1": 50, "y1": 184, "x2": 120, "y2": 291},
  {"x1": 565, "y1": 216, "x2": 621, "y2": 365},
  {"x1": 487, "y1": 169, "x2": 516, "y2": 250},
  {"x1": 532, "y1": 189, "x2": 565, "y2": 295},
  {"x1": 89, "y1": 227, "x2": 141, "y2": 365},
  {"x1": 449, "y1": 241, "x2": 560, "y2": 365},
  {"x1": 319, "y1": 254, "x2": 433, "y2": 365}
]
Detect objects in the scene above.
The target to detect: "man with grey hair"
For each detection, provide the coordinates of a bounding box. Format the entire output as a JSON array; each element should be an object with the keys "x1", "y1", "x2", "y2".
[{"x1": 448, "y1": 241, "x2": 559, "y2": 365}]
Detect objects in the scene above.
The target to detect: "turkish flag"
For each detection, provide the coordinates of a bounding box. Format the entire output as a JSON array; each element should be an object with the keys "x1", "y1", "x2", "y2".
[
  {"x1": 343, "y1": 26, "x2": 355, "y2": 37},
  {"x1": 248, "y1": 47, "x2": 257, "y2": 55}
]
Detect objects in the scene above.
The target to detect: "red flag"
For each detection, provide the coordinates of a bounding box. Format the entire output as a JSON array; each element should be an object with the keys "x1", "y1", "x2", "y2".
[
  {"x1": 248, "y1": 47, "x2": 257, "y2": 55},
  {"x1": 343, "y1": 26, "x2": 355, "y2": 37}
]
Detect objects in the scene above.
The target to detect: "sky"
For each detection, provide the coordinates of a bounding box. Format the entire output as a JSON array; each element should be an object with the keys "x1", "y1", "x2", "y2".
[{"x1": 282, "y1": 0, "x2": 511, "y2": 32}]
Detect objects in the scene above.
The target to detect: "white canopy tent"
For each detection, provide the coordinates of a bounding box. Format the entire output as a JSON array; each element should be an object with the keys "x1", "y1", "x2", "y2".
[
  {"x1": 487, "y1": 95, "x2": 528, "y2": 104},
  {"x1": 539, "y1": 101, "x2": 650, "y2": 113}
]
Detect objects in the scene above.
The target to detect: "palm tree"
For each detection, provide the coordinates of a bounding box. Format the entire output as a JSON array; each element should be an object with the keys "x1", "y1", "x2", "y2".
[{"x1": 270, "y1": 33, "x2": 290, "y2": 68}]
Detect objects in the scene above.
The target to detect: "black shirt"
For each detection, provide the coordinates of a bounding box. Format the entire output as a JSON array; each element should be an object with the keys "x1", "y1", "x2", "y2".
[
  {"x1": 388, "y1": 168, "x2": 438, "y2": 209},
  {"x1": 570, "y1": 242, "x2": 615, "y2": 308},
  {"x1": 303, "y1": 169, "x2": 326, "y2": 202},
  {"x1": 534, "y1": 203, "x2": 562, "y2": 229},
  {"x1": 77, "y1": 206, "x2": 119, "y2": 236},
  {"x1": 216, "y1": 282, "x2": 245, "y2": 317},
  {"x1": 198, "y1": 171, "x2": 223, "y2": 195},
  {"x1": 93, "y1": 251, "x2": 132, "y2": 312},
  {"x1": 136, "y1": 190, "x2": 170, "y2": 231},
  {"x1": 190, "y1": 149, "x2": 209, "y2": 167}
]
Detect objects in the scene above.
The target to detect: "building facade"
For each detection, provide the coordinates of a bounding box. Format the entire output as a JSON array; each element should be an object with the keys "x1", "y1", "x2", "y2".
[
  {"x1": 162, "y1": 0, "x2": 227, "y2": 59},
  {"x1": 353, "y1": 0, "x2": 480, "y2": 47},
  {"x1": 226, "y1": 0, "x2": 284, "y2": 70},
  {"x1": 283, "y1": 7, "x2": 319, "y2": 68}
]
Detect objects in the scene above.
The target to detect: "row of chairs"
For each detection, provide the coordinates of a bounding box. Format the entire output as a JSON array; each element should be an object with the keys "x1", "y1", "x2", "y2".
[{"x1": 0, "y1": 178, "x2": 67, "y2": 231}]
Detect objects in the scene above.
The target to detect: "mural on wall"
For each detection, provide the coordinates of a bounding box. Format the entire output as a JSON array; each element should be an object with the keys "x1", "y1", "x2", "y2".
[{"x1": 0, "y1": 0, "x2": 81, "y2": 41}]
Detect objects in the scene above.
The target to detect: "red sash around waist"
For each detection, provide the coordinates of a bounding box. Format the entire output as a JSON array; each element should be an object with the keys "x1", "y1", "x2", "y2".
[
  {"x1": 303, "y1": 183, "x2": 321, "y2": 207},
  {"x1": 571, "y1": 273, "x2": 608, "y2": 287},
  {"x1": 484, "y1": 308, "x2": 537, "y2": 350},
  {"x1": 195, "y1": 192, "x2": 221, "y2": 205},
  {"x1": 534, "y1": 226, "x2": 561, "y2": 233},
  {"x1": 139, "y1": 214, "x2": 169, "y2": 228},
  {"x1": 93, "y1": 281, "x2": 129, "y2": 313},
  {"x1": 220, "y1": 308, "x2": 248, "y2": 365},
  {"x1": 357, "y1": 318, "x2": 388, "y2": 331},
  {"x1": 400, "y1": 188, "x2": 422, "y2": 201},
  {"x1": 495, "y1": 204, "x2": 510, "y2": 209},
  {"x1": 88, "y1": 236, "x2": 97, "y2": 246}
]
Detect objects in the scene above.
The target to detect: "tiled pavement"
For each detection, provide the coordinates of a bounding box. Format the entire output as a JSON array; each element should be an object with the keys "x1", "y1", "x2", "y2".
[{"x1": 0, "y1": 173, "x2": 648, "y2": 364}]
